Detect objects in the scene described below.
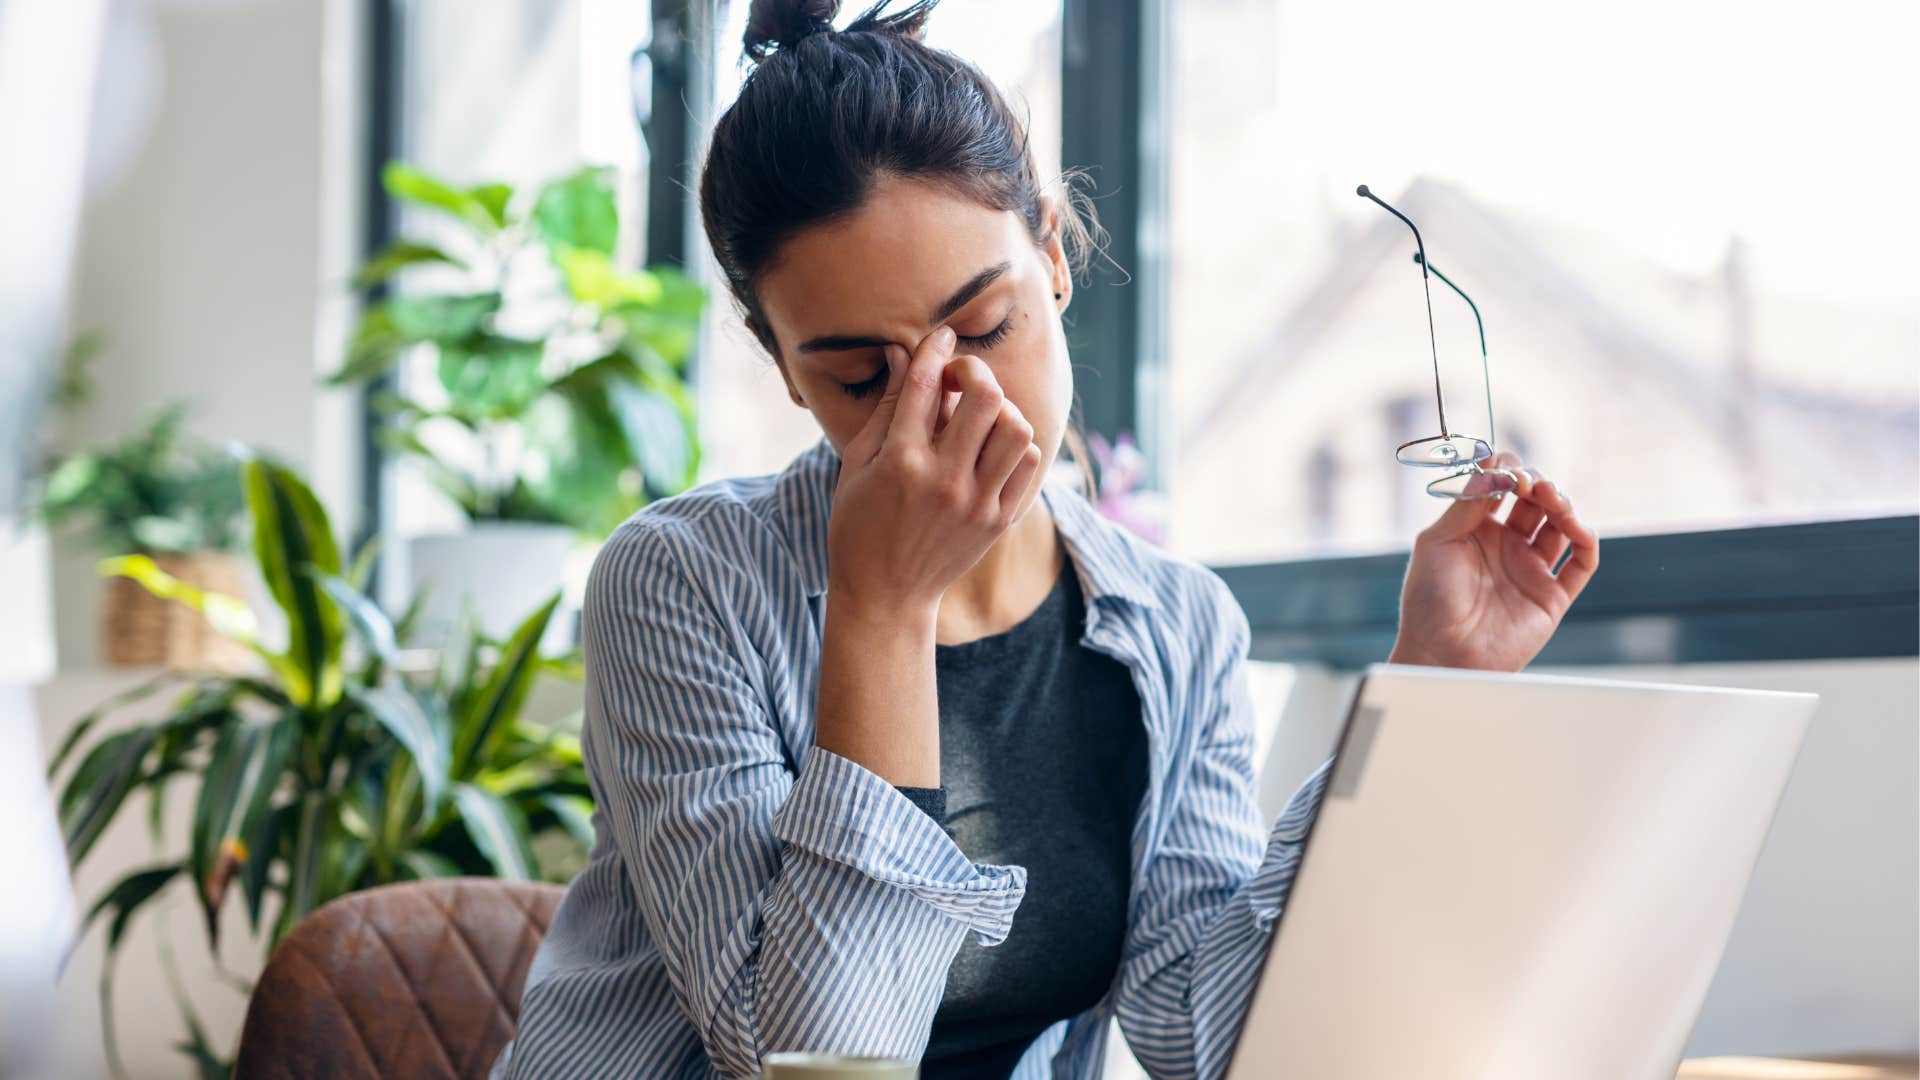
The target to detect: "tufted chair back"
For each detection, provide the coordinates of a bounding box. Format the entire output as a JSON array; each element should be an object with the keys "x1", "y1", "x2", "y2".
[{"x1": 233, "y1": 878, "x2": 564, "y2": 1079}]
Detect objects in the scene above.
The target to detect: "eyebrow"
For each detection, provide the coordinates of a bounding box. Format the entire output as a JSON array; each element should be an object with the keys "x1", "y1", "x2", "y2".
[{"x1": 796, "y1": 261, "x2": 1011, "y2": 354}]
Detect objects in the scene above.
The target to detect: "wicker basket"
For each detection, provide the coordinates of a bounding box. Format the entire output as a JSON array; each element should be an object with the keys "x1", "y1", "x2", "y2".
[{"x1": 102, "y1": 551, "x2": 256, "y2": 673}]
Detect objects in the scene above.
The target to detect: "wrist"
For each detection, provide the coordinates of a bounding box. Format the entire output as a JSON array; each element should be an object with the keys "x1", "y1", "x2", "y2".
[
  {"x1": 824, "y1": 582, "x2": 939, "y2": 637},
  {"x1": 818, "y1": 590, "x2": 940, "y2": 787}
]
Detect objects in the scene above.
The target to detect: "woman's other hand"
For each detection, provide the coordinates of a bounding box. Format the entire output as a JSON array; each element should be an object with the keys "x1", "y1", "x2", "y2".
[
  {"x1": 1390, "y1": 451, "x2": 1600, "y2": 672},
  {"x1": 826, "y1": 325, "x2": 1044, "y2": 620}
]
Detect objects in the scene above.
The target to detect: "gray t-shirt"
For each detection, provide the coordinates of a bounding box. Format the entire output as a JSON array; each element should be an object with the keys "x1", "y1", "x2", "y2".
[{"x1": 900, "y1": 563, "x2": 1149, "y2": 1078}]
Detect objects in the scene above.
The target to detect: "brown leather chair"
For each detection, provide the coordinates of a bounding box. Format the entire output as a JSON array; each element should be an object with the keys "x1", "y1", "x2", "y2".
[{"x1": 234, "y1": 878, "x2": 565, "y2": 1079}]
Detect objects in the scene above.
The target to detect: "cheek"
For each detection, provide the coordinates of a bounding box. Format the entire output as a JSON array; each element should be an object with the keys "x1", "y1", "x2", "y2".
[{"x1": 995, "y1": 308, "x2": 1072, "y2": 451}]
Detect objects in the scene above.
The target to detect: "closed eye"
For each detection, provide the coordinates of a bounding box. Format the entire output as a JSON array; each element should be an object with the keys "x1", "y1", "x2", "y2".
[
  {"x1": 838, "y1": 311, "x2": 1015, "y2": 400},
  {"x1": 958, "y1": 313, "x2": 1013, "y2": 351},
  {"x1": 840, "y1": 370, "x2": 888, "y2": 400}
]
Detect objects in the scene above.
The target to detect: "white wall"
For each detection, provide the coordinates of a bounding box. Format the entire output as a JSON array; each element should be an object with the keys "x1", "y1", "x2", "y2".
[
  {"x1": 50, "y1": 0, "x2": 362, "y2": 672},
  {"x1": 1253, "y1": 656, "x2": 1920, "y2": 1059},
  {"x1": 40, "y1": 1, "x2": 362, "y2": 1076}
]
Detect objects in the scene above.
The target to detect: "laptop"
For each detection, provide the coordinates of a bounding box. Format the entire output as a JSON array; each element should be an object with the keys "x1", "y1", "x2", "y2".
[{"x1": 1226, "y1": 664, "x2": 1817, "y2": 1080}]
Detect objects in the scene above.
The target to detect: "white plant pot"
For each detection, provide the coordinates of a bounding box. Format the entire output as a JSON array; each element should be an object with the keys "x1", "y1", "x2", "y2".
[{"x1": 402, "y1": 522, "x2": 580, "y2": 651}]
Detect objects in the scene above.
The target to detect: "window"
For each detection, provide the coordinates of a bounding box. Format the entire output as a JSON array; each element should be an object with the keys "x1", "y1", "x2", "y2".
[
  {"x1": 1163, "y1": 0, "x2": 1919, "y2": 565},
  {"x1": 386, "y1": 0, "x2": 654, "y2": 542},
  {"x1": 693, "y1": 0, "x2": 1065, "y2": 482}
]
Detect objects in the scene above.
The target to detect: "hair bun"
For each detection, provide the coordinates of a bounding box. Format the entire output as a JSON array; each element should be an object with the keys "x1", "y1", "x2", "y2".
[
  {"x1": 743, "y1": 0, "x2": 940, "y2": 63},
  {"x1": 743, "y1": 0, "x2": 841, "y2": 62}
]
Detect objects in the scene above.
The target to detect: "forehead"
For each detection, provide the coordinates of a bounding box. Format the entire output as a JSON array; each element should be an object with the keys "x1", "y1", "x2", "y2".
[{"x1": 756, "y1": 175, "x2": 1030, "y2": 344}]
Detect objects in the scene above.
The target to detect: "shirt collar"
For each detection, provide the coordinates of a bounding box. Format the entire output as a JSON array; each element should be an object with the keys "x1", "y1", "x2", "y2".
[{"x1": 776, "y1": 437, "x2": 1160, "y2": 612}]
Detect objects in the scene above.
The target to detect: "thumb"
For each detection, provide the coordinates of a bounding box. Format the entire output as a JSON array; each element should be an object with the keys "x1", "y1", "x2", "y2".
[
  {"x1": 1425, "y1": 455, "x2": 1530, "y2": 540},
  {"x1": 847, "y1": 345, "x2": 910, "y2": 464},
  {"x1": 1425, "y1": 481, "x2": 1504, "y2": 540}
]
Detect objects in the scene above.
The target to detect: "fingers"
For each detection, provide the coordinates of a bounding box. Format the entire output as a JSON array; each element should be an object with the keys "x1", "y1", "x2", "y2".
[
  {"x1": 977, "y1": 396, "x2": 1036, "y2": 490},
  {"x1": 1536, "y1": 478, "x2": 1597, "y2": 595},
  {"x1": 999, "y1": 444, "x2": 1045, "y2": 517},
  {"x1": 1531, "y1": 522, "x2": 1570, "y2": 567},
  {"x1": 1505, "y1": 474, "x2": 1551, "y2": 538},
  {"x1": 1556, "y1": 531, "x2": 1600, "y2": 598},
  {"x1": 845, "y1": 345, "x2": 911, "y2": 464},
  {"x1": 1508, "y1": 467, "x2": 1600, "y2": 599},
  {"x1": 938, "y1": 350, "x2": 1038, "y2": 516},
  {"x1": 890, "y1": 327, "x2": 956, "y2": 447},
  {"x1": 937, "y1": 355, "x2": 1004, "y2": 463}
]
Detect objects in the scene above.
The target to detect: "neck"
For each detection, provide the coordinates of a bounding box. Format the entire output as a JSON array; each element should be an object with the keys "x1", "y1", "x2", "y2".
[{"x1": 935, "y1": 496, "x2": 1063, "y2": 645}]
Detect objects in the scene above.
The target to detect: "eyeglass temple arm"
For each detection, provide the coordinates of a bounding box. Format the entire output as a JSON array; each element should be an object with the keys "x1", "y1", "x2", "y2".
[
  {"x1": 1357, "y1": 184, "x2": 1450, "y2": 437},
  {"x1": 1412, "y1": 253, "x2": 1484, "y2": 356},
  {"x1": 1412, "y1": 251, "x2": 1497, "y2": 453},
  {"x1": 1357, "y1": 184, "x2": 1428, "y2": 268}
]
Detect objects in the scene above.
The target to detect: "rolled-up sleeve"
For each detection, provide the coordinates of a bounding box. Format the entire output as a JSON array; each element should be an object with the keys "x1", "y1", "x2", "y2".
[
  {"x1": 580, "y1": 520, "x2": 1025, "y2": 1078},
  {"x1": 1111, "y1": 576, "x2": 1332, "y2": 1080}
]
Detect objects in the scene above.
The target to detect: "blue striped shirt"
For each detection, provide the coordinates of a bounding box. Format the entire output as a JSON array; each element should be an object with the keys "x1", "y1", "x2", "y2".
[{"x1": 494, "y1": 439, "x2": 1332, "y2": 1079}]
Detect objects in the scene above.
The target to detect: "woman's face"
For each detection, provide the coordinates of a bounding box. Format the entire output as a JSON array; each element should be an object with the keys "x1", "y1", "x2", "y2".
[{"x1": 753, "y1": 174, "x2": 1074, "y2": 515}]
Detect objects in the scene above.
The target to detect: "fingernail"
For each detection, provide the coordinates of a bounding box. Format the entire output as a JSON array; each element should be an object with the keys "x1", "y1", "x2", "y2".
[{"x1": 936, "y1": 326, "x2": 956, "y2": 348}]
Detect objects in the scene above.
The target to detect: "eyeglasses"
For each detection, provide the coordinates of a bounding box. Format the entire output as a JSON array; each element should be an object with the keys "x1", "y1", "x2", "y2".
[{"x1": 1357, "y1": 184, "x2": 1518, "y2": 501}]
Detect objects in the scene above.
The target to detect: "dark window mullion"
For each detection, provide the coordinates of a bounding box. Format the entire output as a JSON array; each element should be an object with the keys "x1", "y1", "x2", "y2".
[{"x1": 1061, "y1": 0, "x2": 1165, "y2": 475}]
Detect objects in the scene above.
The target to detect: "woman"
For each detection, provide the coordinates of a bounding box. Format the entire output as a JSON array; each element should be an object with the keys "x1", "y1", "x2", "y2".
[{"x1": 495, "y1": 2, "x2": 1599, "y2": 1077}]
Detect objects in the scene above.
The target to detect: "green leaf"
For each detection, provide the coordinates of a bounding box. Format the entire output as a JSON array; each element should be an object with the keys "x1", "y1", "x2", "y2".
[
  {"x1": 387, "y1": 292, "x2": 500, "y2": 342},
  {"x1": 241, "y1": 802, "x2": 295, "y2": 933},
  {"x1": 60, "y1": 726, "x2": 160, "y2": 867},
  {"x1": 554, "y1": 248, "x2": 662, "y2": 308},
  {"x1": 244, "y1": 461, "x2": 344, "y2": 708},
  {"x1": 48, "y1": 672, "x2": 180, "y2": 778},
  {"x1": 453, "y1": 593, "x2": 561, "y2": 777},
  {"x1": 538, "y1": 793, "x2": 596, "y2": 853},
  {"x1": 330, "y1": 304, "x2": 408, "y2": 385},
  {"x1": 353, "y1": 685, "x2": 450, "y2": 812},
  {"x1": 619, "y1": 309, "x2": 700, "y2": 371},
  {"x1": 531, "y1": 166, "x2": 619, "y2": 255},
  {"x1": 188, "y1": 719, "x2": 249, "y2": 929},
  {"x1": 352, "y1": 240, "x2": 466, "y2": 288},
  {"x1": 452, "y1": 783, "x2": 535, "y2": 880},
  {"x1": 130, "y1": 514, "x2": 198, "y2": 553},
  {"x1": 469, "y1": 182, "x2": 514, "y2": 228},
  {"x1": 323, "y1": 836, "x2": 371, "y2": 897},
  {"x1": 189, "y1": 716, "x2": 295, "y2": 946},
  {"x1": 77, "y1": 861, "x2": 182, "y2": 953},
  {"x1": 315, "y1": 572, "x2": 399, "y2": 671},
  {"x1": 382, "y1": 162, "x2": 501, "y2": 233},
  {"x1": 172, "y1": 987, "x2": 230, "y2": 1080},
  {"x1": 610, "y1": 376, "x2": 699, "y2": 497},
  {"x1": 97, "y1": 554, "x2": 260, "y2": 645},
  {"x1": 437, "y1": 603, "x2": 477, "y2": 702},
  {"x1": 435, "y1": 335, "x2": 546, "y2": 417},
  {"x1": 346, "y1": 535, "x2": 382, "y2": 593},
  {"x1": 283, "y1": 792, "x2": 329, "y2": 931},
  {"x1": 398, "y1": 850, "x2": 463, "y2": 881},
  {"x1": 393, "y1": 590, "x2": 430, "y2": 648},
  {"x1": 40, "y1": 454, "x2": 100, "y2": 513}
]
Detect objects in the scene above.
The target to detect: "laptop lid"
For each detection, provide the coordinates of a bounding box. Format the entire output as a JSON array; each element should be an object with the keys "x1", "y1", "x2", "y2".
[{"x1": 1226, "y1": 664, "x2": 1817, "y2": 1080}]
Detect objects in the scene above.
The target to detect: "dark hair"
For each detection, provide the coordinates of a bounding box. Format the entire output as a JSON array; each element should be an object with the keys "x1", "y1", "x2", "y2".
[{"x1": 699, "y1": 0, "x2": 1098, "y2": 358}]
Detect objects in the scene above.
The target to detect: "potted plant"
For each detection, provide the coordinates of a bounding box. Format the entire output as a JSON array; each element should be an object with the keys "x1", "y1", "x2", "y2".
[
  {"x1": 50, "y1": 458, "x2": 592, "y2": 1076},
  {"x1": 33, "y1": 400, "x2": 250, "y2": 670},
  {"x1": 331, "y1": 162, "x2": 705, "y2": 645}
]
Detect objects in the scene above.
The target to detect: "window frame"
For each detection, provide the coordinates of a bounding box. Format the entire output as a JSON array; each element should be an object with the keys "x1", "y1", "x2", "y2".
[{"x1": 1055, "y1": 0, "x2": 1917, "y2": 669}]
